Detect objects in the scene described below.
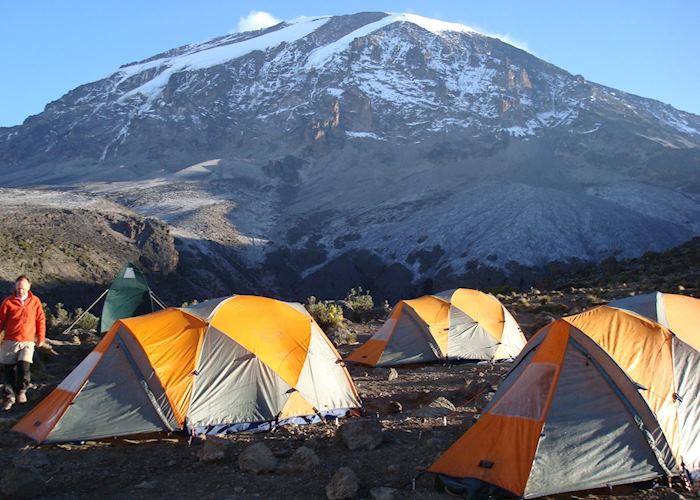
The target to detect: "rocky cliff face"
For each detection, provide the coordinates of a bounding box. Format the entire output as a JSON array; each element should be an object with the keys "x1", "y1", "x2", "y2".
[{"x1": 0, "y1": 12, "x2": 698, "y2": 302}]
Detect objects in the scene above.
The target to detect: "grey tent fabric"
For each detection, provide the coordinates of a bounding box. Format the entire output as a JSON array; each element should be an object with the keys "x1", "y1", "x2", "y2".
[
  {"x1": 46, "y1": 338, "x2": 168, "y2": 443},
  {"x1": 524, "y1": 344, "x2": 667, "y2": 497},
  {"x1": 673, "y1": 337, "x2": 700, "y2": 477},
  {"x1": 378, "y1": 306, "x2": 441, "y2": 365},
  {"x1": 568, "y1": 331, "x2": 677, "y2": 473},
  {"x1": 432, "y1": 289, "x2": 457, "y2": 301},
  {"x1": 447, "y1": 306, "x2": 499, "y2": 360},
  {"x1": 116, "y1": 327, "x2": 179, "y2": 429},
  {"x1": 188, "y1": 327, "x2": 293, "y2": 427},
  {"x1": 180, "y1": 297, "x2": 228, "y2": 322},
  {"x1": 608, "y1": 293, "x2": 659, "y2": 323}
]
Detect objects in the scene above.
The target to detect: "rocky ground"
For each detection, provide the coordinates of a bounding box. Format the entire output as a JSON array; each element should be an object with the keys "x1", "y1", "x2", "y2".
[{"x1": 0, "y1": 299, "x2": 698, "y2": 499}]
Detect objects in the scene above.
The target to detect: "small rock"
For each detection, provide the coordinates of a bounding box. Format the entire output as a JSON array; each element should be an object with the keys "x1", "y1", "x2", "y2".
[
  {"x1": 277, "y1": 446, "x2": 320, "y2": 474},
  {"x1": 388, "y1": 401, "x2": 402, "y2": 413},
  {"x1": 370, "y1": 486, "x2": 401, "y2": 500},
  {"x1": 238, "y1": 442, "x2": 278, "y2": 473},
  {"x1": 387, "y1": 464, "x2": 400, "y2": 474},
  {"x1": 326, "y1": 467, "x2": 358, "y2": 500},
  {"x1": 387, "y1": 368, "x2": 398, "y2": 381},
  {"x1": 135, "y1": 480, "x2": 159, "y2": 490},
  {"x1": 196, "y1": 435, "x2": 229, "y2": 462},
  {"x1": 0, "y1": 466, "x2": 47, "y2": 499},
  {"x1": 409, "y1": 397, "x2": 455, "y2": 418},
  {"x1": 337, "y1": 418, "x2": 383, "y2": 451}
]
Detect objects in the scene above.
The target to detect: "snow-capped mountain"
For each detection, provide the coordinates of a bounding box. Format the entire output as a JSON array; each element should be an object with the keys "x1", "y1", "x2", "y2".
[{"x1": 1, "y1": 12, "x2": 699, "y2": 301}]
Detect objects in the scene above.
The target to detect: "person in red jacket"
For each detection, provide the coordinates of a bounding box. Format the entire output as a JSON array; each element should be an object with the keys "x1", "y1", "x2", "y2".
[{"x1": 0, "y1": 275, "x2": 45, "y2": 410}]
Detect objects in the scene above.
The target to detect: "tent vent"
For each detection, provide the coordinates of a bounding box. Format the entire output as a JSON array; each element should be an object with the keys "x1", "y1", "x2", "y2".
[{"x1": 478, "y1": 460, "x2": 494, "y2": 469}]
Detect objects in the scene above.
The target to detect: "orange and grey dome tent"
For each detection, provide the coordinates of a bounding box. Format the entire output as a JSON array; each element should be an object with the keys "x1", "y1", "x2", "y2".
[
  {"x1": 564, "y1": 306, "x2": 700, "y2": 479},
  {"x1": 12, "y1": 295, "x2": 361, "y2": 444},
  {"x1": 429, "y1": 305, "x2": 699, "y2": 496},
  {"x1": 608, "y1": 292, "x2": 700, "y2": 351},
  {"x1": 346, "y1": 288, "x2": 525, "y2": 366}
]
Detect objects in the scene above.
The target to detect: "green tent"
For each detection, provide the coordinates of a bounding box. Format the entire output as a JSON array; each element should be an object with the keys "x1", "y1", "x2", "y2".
[{"x1": 99, "y1": 263, "x2": 156, "y2": 333}]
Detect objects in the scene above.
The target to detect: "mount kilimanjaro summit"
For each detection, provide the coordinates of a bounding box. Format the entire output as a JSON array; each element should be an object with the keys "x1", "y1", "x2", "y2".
[{"x1": 1, "y1": 12, "x2": 699, "y2": 302}]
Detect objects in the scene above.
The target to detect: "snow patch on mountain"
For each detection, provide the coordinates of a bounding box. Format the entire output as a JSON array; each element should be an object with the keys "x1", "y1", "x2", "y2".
[
  {"x1": 305, "y1": 13, "x2": 477, "y2": 70},
  {"x1": 115, "y1": 16, "x2": 330, "y2": 105},
  {"x1": 346, "y1": 131, "x2": 385, "y2": 140}
]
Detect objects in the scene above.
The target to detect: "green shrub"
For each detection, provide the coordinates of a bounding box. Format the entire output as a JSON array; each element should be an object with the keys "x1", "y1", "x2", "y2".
[
  {"x1": 46, "y1": 302, "x2": 71, "y2": 332},
  {"x1": 487, "y1": 285, "x2": 514, "y2": 296},
  {"x1": 343, "y1": 287, "x2": 375, "y2": 322},
  {"x1": 345, "y1": 287, "x2": 374, "y2": 313},
  {"x1": 72, "y1": 308, "x2": 99, "y2": 331},
  {"x1": 44, "y1": 302, "x2": 99, "y2": 333},
  {"x1": 538, "y1": 302, "x2": 570, "y2": 315},
  {"x1": 306, "y1": 296, "x2": 345, "y2": 331}
]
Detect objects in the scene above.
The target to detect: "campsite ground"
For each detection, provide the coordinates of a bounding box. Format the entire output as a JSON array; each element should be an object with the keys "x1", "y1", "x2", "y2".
[{"x1": 0, "y1": 310, "x2": 698, "y2": 500}]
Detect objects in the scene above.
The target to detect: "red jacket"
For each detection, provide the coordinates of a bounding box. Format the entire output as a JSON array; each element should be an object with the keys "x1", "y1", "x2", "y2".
[{"x1": 0, "y1": 292, "x2": 46, "y2": 345}]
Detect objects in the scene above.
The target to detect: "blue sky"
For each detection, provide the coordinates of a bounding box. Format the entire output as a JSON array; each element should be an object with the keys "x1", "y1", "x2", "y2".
[{"x1": 2, "y1": 1, "x2": 699, "y2": 127}]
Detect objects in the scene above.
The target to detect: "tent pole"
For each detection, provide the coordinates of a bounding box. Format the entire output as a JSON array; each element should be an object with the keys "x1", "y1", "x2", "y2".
[
  {"x1": 150, "y1": 291, "x2": 168, "y2": 310},
  {"x1": 62, "y1": 288, "x2": 109, "y2": 335}
]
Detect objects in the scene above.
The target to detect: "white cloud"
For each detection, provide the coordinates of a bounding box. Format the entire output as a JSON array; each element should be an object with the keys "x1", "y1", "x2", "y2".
[
  {"x1": 471, "y1": 25, "x2": 530, "y2": 53},
  {"x1": 236, "y1": 11, "x2": 281, "y2": 33},
  {"x1": 493, "y1": 34, "x2": 530, "y2": 53}
]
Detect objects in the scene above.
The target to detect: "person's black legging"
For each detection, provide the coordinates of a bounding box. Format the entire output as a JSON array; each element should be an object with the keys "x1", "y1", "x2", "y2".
[{"x1": 2, "y1": 362, "x2": 30, "y2": 395}]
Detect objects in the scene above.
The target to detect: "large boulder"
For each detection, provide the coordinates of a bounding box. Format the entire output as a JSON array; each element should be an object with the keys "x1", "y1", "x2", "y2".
[
  {"x1": 326, "y1": 467, "x2": 359, "y2": 500},
  {"x1": 337, "y1": 418, "x2": 383, "y2": 450},
  {"x1": 277, "y1": 446, "x2": 321, "y2": 474},
  {"x1": 196, "y1": 435, "x2": 230, "y2": 463},
  {"x1": 238, "y1": 442, "x2": 278, "y2": 474}
]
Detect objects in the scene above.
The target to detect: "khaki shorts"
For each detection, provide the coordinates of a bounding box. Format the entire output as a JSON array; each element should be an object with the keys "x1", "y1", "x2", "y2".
[{"x1": 0, "y1": 340, "x2": 35, "y2": 364}]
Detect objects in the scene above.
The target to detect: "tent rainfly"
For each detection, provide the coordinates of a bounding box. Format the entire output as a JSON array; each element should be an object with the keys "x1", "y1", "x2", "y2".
[
  {"x1": 13, "y1": 295, "x2": 361, "y2": 444},
  {"x1": 608, "y1": 292, "x2": 700, "y2": 351},
  {"x1": 346, "y1": 288, "x2": 526, "y2": 366},
  {"x1": 63, "y1": 263, "x2": 165, "y2": 335},
  {"x1": 430, "y1": 304, "x2": 700, "y2": 496},
  {"x1": 99, "y1": 263, "x2": 162, "y2": 333}
]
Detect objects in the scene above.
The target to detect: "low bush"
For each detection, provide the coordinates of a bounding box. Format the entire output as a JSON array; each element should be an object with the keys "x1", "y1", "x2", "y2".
[
  {"x1": 344, "y1": 287, "x2": 374, "y2": 321},
  {"x1": 43, "y1": 302, "x2": 99, "y2": 333},
  {"x1": 305, "y1": 296, "x2": 344, "y2": 331},
  {"x1": 44, "y1": 302, "x2": 71, "y2": 332},
  {"x1": 71, "y1": 308, "x2": 99, "y2": 331}
]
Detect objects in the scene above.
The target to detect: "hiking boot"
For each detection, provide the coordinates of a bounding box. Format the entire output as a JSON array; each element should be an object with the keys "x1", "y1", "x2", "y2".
[
  {"x1": 2, "y1": 396, "x2": 15, "y2": 411},
  {"x1": 17, "y1": 391, "x2": 27, "y2": 404}
]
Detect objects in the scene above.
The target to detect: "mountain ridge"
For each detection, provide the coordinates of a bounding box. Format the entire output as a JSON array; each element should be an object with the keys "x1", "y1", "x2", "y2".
[{"x1": 0, "y1": 11, "x2": 698, "y2": 301}]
